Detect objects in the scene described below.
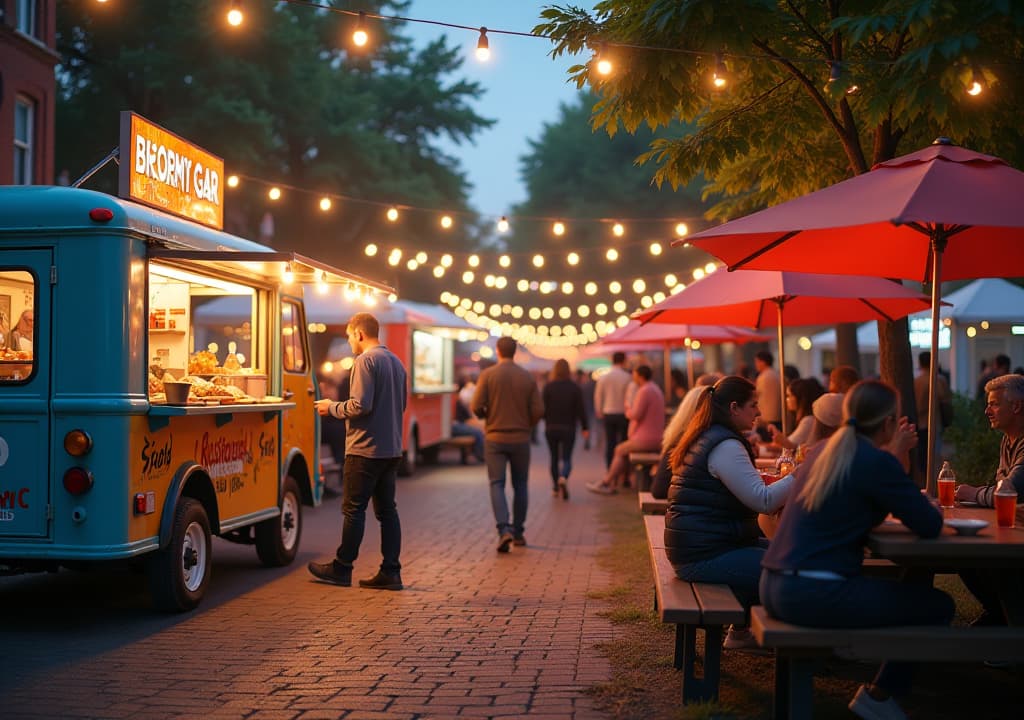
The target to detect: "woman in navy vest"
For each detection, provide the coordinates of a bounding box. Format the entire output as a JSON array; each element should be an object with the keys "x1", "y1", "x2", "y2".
[{"x1": 665, "y1": 375, "x2": 794, "y2": 649}]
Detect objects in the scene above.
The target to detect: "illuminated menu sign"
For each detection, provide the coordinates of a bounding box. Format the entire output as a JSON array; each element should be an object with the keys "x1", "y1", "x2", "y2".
[{"x1": 118, "y1": 112, "x2": 224, "y2": 229}]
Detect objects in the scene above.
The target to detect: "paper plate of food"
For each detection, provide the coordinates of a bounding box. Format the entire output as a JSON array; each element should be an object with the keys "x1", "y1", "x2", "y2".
[
  {"x1": 944, "y1": 518, "x2": 989, "y2": 536},
  {"x1": 258, "y1": 395, "x2": 284, "y2": 403}
]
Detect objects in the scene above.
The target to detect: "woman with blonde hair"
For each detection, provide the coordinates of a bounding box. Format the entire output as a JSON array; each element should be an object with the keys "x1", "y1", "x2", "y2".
[
  {"x1": 542, "y1": 358, "x2": 588, "y2": 500},
  {"x1": 760, "y1": 380, "x2": 953, "y2": 720},
  {"x1": 665, "y1": 375, "x2": 793, "y2": 649},
  {"x1": 650, "y1": 373, "x2": 722, "y2": 499}
]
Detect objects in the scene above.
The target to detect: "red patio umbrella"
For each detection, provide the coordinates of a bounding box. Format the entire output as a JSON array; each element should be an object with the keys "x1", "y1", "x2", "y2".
[
  {"x1": 684, "y1": 138, "x2": 1024, "y2": 488},
  {"x1": 598, "y1": 320, "x2": 771, "y2": 388},
  {"x1": 633, "y1": 269, "x2": 934, "y2": 434}
]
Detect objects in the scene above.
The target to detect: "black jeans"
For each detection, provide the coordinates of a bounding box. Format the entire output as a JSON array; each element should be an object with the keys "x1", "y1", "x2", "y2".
[
  {"x1": 336, "y1": 455, "x2": 402, "y2": 574},
  {"x1": 602, "y1": 413, "x2": 628, "y2": 469},
  {"x1": 545, "y1": 427, "x2": 576, "y2": 486}
]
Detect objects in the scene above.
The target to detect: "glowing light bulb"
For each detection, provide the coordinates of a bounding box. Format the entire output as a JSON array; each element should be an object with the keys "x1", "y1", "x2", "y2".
[
  {"x1": 675, "y1": 222, "x2": 689, "y2": 237},
  {"x1": 476, "y1": 27, "x2": 490, "y2": 62},
  {"x1": 462, "y1": 271, "x2": 474, "y2": 284},
  {"x1": 632, "y1": 279, "x2": 646, "y2": 294},
  {"x1": 497, "y1": 216, "x2": 510, "y2": 233},
  {"x1": 433, "y1": 266, "x2": 445, "y2": 278},
  {"x1": 352, "y1": 11, "x2": 369, "y2": 47},
  {"x1": 415, "y1": 251, "x2": 427, "y2": 264},
  {"x1": 440, "y1": 214, "x2": 454, "y2": 229},
  {"x1": 561, "y1": 282, "x2": 574, "y2": 294},
  {"x1": 268, "y1": 187, "x2": 281, "y2": 201},
  {"x1": 552, "y1": 221, "x2": 566, "y2": 236},
  {"x1": 584, "y1": 282, "x2": 597, "y2": 296},
  {"x1": 319, "y1": 197, "x2": 332, "y2": 211},
  {"x1": 468, "y1": 254, "x2": 480, "y2": 268},
  {"x1": 712, "y1": 53, "x2": 728, "y2": 89},
  {"x1": 386, "y1": 206, "x2": 399, "y2": 222},
  {"x1": 567, "y1": 252, "x2": 580, "y2": 266},
  {"x1": 612, "y1": 222, "x2": 625, "y2": 237},
  {"x1": 609, "y1": 281, "x2": 621, "y2": 294},
  {"x1": 406, "y1": 259, "x2": 418, "y2": 271},
  {"x1": 499, "y1": 255, "x2": 511, "y2": 268},
  {"x1": 649, "y1": 242, "x2": 662, "y2": 256},
  {"x1": 532, "y1": 254, "x2": 545, "y2": 268},
  {"x1": 440, "y1": 254, "x2": 453, "y2": 268},
  {"x1": 282, "y1": 262, "x2": 294, "y2": 284},
  {"x1": 606, "y1": 248, "x2": 619, "y2": 262},
  {"x1": 364, "y1": 243, "x2": 378, "y2": 257},
  {"x1": 317, "y1": 271, "x2": 329, "y2": 294},
  {"x1": 226, "y1": 174, "x2": 240, "y2": 188},
  {"x1": 665, "y1": 273, "x2": 677, "y2": 287},
  {"x1": 227, "y1": 0, "x2": 243, "y2": 26}
]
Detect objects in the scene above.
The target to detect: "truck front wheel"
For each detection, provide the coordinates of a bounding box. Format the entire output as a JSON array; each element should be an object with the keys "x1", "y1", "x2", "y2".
[
  {"x1": 147, "y1": 498, "x2": 211, "y2": 612},
  {"x1": 255, "y1": 476, "x2": 302, "y2": 567}
]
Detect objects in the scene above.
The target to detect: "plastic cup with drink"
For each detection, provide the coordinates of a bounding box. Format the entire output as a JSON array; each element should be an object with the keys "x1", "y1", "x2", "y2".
[{"x1": 994, "y1": 479, "x2": 1017, "y2": 529}]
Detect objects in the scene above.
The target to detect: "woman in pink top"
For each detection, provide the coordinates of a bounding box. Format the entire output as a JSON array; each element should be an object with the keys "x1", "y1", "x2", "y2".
[{"x1": 587, "y1": 365, "x2": 665, "y2": 494}]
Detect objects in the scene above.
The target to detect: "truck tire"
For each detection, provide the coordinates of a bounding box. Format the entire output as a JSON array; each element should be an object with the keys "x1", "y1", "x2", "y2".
[
  {"x1": 147, "y1": 498, "x2": 211, "y2": 612},
  {"x1": 255, "y1": 476, "x2": 302, "y2": 567}
]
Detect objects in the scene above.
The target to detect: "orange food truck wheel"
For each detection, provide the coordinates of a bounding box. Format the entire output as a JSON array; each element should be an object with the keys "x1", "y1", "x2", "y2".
[
  {"x1": 147, "y1": 498, "x2": 212, "y2": 612},
  {"x1": 255, "y1": 476, "x2": 303, "y2": 567}
]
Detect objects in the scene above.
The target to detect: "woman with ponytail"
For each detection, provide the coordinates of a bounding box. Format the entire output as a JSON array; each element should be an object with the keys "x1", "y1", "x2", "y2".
[
  {"x1": 665, "y1": 375, "x2": 794, "y2": 649},
  {"x1": 760, "y1": 380, "x2": 954, "y2": 720}
]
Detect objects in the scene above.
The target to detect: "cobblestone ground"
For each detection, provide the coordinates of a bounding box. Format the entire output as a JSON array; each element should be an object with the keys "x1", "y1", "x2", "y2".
[{"x1": 0, "y1": 441, "x2": 619, "y2": 719}]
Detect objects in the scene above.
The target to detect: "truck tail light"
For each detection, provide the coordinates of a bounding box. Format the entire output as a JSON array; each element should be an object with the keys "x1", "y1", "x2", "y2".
[
  {"x1": 63, "y1": 467, "x2": 94, "y2": 495},
  {"x1": 64, "y1": 429, "x2": 93, "y2": 456},
  {"x1": 133, "y1": 491, "x2": 156, "y2": 515}
]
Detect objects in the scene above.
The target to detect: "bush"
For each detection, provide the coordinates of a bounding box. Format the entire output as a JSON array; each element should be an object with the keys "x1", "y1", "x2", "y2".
[{"x1": 942, "y1": 392, "x2": 1000, "y2": 486}]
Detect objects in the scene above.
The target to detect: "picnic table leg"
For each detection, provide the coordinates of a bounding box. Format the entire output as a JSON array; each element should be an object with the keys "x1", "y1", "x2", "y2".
[
  {"x1": 774, "y1": 654, "x2": 814, "y2": 720},
  {"x1": 681, "y1": 625, "x2": 722, "y2": 704},
  {"x1": 674, "y1": 624, "x2": 684, "y2": 669}
]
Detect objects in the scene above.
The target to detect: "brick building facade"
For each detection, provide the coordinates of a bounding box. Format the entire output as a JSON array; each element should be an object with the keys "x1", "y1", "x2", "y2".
[{"x1": 0, "y1": 0, "x2": 58, "y2": 185}]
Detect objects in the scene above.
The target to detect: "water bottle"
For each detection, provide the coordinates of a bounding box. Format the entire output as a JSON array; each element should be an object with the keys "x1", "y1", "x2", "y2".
[{"x1": 936, "y1": 461, "x2": 956, "y2": 508}]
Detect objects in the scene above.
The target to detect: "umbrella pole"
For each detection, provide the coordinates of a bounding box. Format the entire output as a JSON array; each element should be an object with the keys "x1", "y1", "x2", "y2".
[
  {"x1": 687, "y1": 348, "x2": 695, "y2": 389},
  {"x1": 664, "y1": 344, "x2": 672, "y2": 398},
  {"x1": 926, "y1": 243, "x2": 945, "y2": 497},
  {"x1": 776, "y1": 302, "x2": 789, "y2": 436}
]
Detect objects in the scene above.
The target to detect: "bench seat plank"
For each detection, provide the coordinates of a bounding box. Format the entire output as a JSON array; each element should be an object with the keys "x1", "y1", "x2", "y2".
[
  {"x1": 693, "y1": 583, "x2": 746, "y2": 626},
  {"x1": 639, "y1": 491, "x2": 669, "y2": 515}
]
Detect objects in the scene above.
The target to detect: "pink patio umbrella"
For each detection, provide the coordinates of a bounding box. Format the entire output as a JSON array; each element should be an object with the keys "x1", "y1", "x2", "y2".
[
  {"x1": 633, "y1": 269, "x2": 934, "y2": 434},
  {"x1": 684, "y1": 138, "x2": 1024, "y2": 488},
  {"x1": 598, "y1": 320, "x2": 771, "y2": 388}
]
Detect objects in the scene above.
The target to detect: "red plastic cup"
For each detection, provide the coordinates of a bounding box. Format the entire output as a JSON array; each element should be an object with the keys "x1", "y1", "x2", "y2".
[
  {"x1": 760, "y1": 471, "x2": 779, "y2": 485},
  {"x1": 937, "y1": 479, "x2": 956, "y2": 508},
  {"x1": 995, "y1": 492, "x2": 1017, "y2": 528}
]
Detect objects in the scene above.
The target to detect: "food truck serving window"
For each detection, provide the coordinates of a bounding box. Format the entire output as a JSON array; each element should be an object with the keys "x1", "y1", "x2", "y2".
[
  {"x1": 412, "y1": 329, "x2": 454, "y2": 393},
  {"x1": 0, "y1": 270, "x2": 35, "y2": 383},
  {"x1": 148, "y1": 264, "x2": 268, "y2": 403}
]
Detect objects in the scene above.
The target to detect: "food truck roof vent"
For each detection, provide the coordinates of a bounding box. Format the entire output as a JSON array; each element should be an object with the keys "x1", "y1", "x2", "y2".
[{"x1": 89, "y1": 207, "x2": 114, "y2": 223}]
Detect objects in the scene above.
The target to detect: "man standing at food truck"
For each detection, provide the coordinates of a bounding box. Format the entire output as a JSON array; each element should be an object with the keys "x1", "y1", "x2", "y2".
[
  {"x1": 310, "y1": 312, "x2": 408, "y2": 590},
  {"x1": 471, "y1": 336, "x2": 544, "y2": 553}
]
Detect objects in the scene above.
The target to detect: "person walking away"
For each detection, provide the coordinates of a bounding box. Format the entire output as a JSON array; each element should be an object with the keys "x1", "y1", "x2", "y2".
[
  {"x1": 309, "y1": 312, "x2": 408, "y2": 590},
  {"x1": 760, "y1": 380, "x2": 952, "y2": 720},
  {"x1": 576, "y1": 369, "x2": 597, "y2": 450},
  {"x1": 664, "y1": 376, "x2": 794, "y2": 650},
  {"x1": 955, "y1": 373, "x2": 1024, "y2": 626},
  {"x1": 594, "y1": 352, "x2": 632, "y2": 468},
  {"x1": 543, "y1": 359, "x2": 588, "y2": 500},
  {"x1": 472, "y1": 336, "x2": 544, "y2": 552},
  {"x1": 754, "y1": 350, "x2": 782, "y2": 437},
  {"x1": 588, "y1": 364, "x2": 664, "y2": 494}
]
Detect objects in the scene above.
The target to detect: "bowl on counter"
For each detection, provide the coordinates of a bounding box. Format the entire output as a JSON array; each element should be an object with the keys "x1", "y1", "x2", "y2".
[{"x1": 163, "y1": 381, "x2": 192, "y2": 405}]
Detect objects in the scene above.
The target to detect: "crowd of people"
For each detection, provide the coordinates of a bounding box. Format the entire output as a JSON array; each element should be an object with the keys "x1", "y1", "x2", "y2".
[{"x1": 306, "y1": 313, "x2": 1022, "y2": 720}]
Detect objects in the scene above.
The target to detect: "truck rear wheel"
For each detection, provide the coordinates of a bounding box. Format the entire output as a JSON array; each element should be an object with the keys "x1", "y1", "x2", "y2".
[
  {"x1": 147, "y1": 498, "x2": 211, "y2": 612},
  {"x1": 255, "y1": 476, "x2": 302, "y2": 567}
]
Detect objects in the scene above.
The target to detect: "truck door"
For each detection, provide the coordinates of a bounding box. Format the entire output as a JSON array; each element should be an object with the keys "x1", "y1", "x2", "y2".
[
  {"x1": 0, "y1": 250, "x2": 53, "y2": 537},
  {"x1": 280, "y1": 298, "x2": 317, "y2": 478}
]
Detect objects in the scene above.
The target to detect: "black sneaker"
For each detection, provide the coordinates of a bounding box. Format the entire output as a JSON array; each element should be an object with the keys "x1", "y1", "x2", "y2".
[
  {"x1": 497, "y1": 532, "x2": 514, "y2": 553},
  {"x1": 359, "y1": 570, "x2": 403, "y2": 591},
  {"x1": 308, "y1": 560, "x2": 352, "y2": 586},
  {"x1": 513, "y1": 535, "x2": 527, "y2": 547}
]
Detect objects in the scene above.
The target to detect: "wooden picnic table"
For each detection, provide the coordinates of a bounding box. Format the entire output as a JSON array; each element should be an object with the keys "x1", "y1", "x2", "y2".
[{"x1": 867, "y1": 504, "x2": 1024, "y2": 624}]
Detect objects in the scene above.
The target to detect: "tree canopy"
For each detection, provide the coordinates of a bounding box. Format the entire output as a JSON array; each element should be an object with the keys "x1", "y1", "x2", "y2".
[
  {"x1": 536, "y1": 0, "x2": 1024, "y2": 424},
  {"x1": 55, "y1": 0, "x2": 494, "y2": 293}
]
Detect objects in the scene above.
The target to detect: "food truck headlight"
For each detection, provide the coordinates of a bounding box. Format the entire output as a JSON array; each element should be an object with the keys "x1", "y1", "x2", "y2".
[
  {"x1": 63, "y1": 467, "x2": 94, "y2": 496},
  {"x1": 64, "y1": 430, "x2": 93, "y2": 456}
]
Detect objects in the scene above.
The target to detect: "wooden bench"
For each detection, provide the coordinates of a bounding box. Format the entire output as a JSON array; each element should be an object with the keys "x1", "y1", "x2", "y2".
[
  {"x1": 643, "y1": 514, "x2": 747, "y2": 704},
  {"x1": 629, "y1": 451, "x2": 661, "y2": 492},
  {"x1": 439, "y1": 435, "x2": 477, "y2": 464},
  {"x1": 751, "y1": 606, "x2": 1024, "y2": 719},
  {"x1": 638, "y1": 491, "x2": 668, "y2": 515}
]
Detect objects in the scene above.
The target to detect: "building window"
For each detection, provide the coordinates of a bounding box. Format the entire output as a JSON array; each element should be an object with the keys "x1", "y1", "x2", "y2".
[
  {"x1": 16, "y1": 0, "x2": 38, "y2": 37},
  {"x1": 14, "y1": 98, "x2": 35, "y2": 185}
]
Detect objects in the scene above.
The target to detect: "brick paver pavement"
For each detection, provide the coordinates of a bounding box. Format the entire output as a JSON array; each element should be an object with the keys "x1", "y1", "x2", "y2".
[{"x1": 0, "y1": 441, "x2": 621, "y2": 719}]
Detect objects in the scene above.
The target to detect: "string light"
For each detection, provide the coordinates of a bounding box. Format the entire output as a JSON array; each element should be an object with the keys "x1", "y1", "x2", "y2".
[
  {"x1": 649, "y1": 242, "x2": 662, "y2": 256},
  {"x1": 594, "y1": 42, "x2": 612, "y2": 76},
  {"x1": 440, "y1": 214, "x2": 454, "y2": 229},
  {"x1": 319, "y1": 197, "x2": 332, "y2": 211},
  {"x1": 967, "y1": 68, "x2": 985, "y2": 96},
  {"x1": 675, "y1": 222, "x2": 689, "y2": 237},
  {"x1": 496, "y1": 216, "x2": 510, "y2": 233},
  {"x1": 532, "y1": 254, "x2": 544, "y2": 268},
  {"x1": 282, "y1": 262, "x2": 294, "y2": 284},
  {"x1": 498, "y1": 254, "x2": 511, "y2": 268},
  {"x1": 606, "y1": 248, "x2": 619, "y2": 262},
  {"x1": 712, "y1": 53, "x2": 728, "y2": 89},
  {"x1": 386, "y1": 206, "x2": 399, "y2": 222},
  {"x1": 552, "y1": 221, "x2": 566, "y2": 236},
  {"x1": 612, "y1": 222, "x2": 625, "y2": 237},
  {"x1": 475, "y1": 27, "x2": 490, "y2": 62},
  {"x1": 268, "y1": 187, "x2": 281, "y2": 200},
  {"x1": 226, "y1": 174, "x2": 239, "y2": 188},
  {"x1": 440, "y1": 254, "x2": 453, "y2": 267},
  {"x1": 226, "y1": 0, "x2": 243, "y2": 27},
  {"x1": 317, "y1": 270, "x2": 329, "y2": 293},
  {"x1": 364, "y1": 243, "x2": 378, "y2": 257},
  {"x1": 352, "y1": 11, "x2": 369, "y2": 47},
  {"x1": 567, "y1": 252, "x2": 580, "y2": 266},
  {"x1": 468, "y1": 254, "x2": 480, "y2": 267}
]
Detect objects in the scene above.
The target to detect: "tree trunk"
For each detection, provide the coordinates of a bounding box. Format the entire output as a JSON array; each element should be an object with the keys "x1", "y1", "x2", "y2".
[
  {"x1": 878, "y1": 316, "x2": 919, "y2": 480},
  {"x1": 834, "y1": 323, "x2": 861, "y2": 374}
]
